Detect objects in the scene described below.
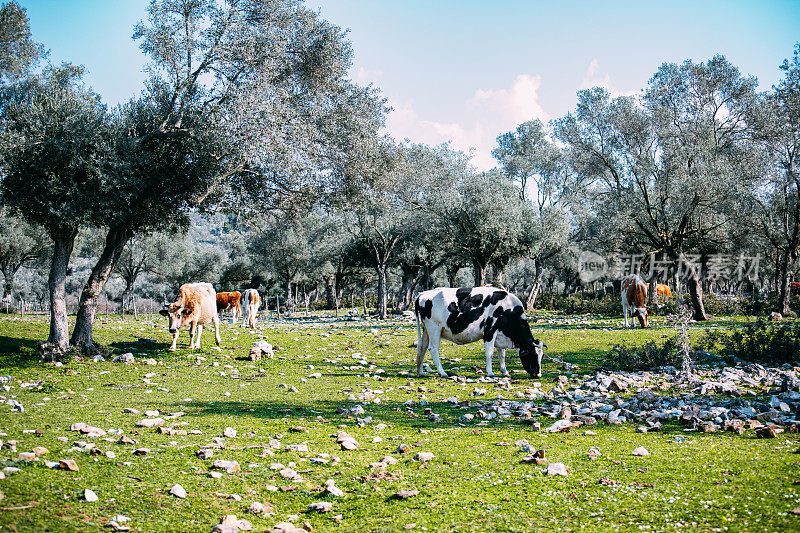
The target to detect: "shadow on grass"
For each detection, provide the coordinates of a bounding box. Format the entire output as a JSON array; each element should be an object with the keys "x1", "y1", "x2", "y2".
[
  {"x1": 174, "y1": 398, "x2": 498, "y2": 429},
  {"x1": 171, "y1": 398, "x2": 698, "y2": 437},
  {"x1": 0, "y1": 336, "x2": 44, "y2": 369},
  {"x1": 109, "y1": 338, "x2": 172, "y2": 355}
]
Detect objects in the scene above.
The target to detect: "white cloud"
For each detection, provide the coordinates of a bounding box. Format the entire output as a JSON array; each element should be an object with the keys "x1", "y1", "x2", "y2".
[
  {"x1": 385, "y1": 74, "x2": 549, "y2": 172},
  {"x1": 580, "y1": 58, "x2": 639, "y2": 98}
]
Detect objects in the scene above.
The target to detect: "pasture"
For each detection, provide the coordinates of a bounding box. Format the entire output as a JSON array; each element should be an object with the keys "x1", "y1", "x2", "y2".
[{"x1": 0, "y1": 313, "x2": 798, "y2": 532}]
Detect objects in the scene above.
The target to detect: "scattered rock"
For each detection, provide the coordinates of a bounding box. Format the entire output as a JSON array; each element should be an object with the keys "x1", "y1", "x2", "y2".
[
  {"x1": 325, "y1": 481, "x2": 345, "y2": 497},
  {"x1": 271, "y1": 523, "x2": 307, "y2": 533},
  {"x1": 588, "y1": 447, "x2": 602, "y2": 460},
  {"x1": 136, "y1": 418, "x2": 165, "y2": 429},
  {"x1": 279, "y1": 468, "x2": 298, "y2": 479},
  {"x1": 632, "y1": 447, "x2": 650, "y2": 457},
  {"x1": 212, "y1": 460, "x2": 241, "y2": 473},
  {"x1": 307, "y1": 501, "x2": 333, "y2": 513},
  {"x1": 211, "y1": 514, "x2": 253, "y2": 533},
  {"x1": 197, "y1": 449, "x2": 214, "y2": 460},
  {"x1": 83, "y1": 489, "x2": 99, "y2": 502},
  {"x1": 545, "y1": 420, "x2": 573, "y2": 433},
  {"x1": 756, "y1": 427, "x2": 777, "y2": 439},
  {"x1": 414, "y1": 452, "x2": 435, "y2": 462},
  {"x1": 248, "y1": 501, "x2": 271, "y2": 514},
  {"x1": 170, "y1": 484, "x2": 187, "y2": 499},
  {"x1": 545, "y1": 462, "x2": 569, "y2": 476},
  {"x1": 394, "y1": 489, "x2": 420, "y2": 499},
  {"x1": 59, "y1": 459, "x2": 79, "y2": 471},
  {"x1": 223, "y1": 427, "x2": 237, "y2": 438}
]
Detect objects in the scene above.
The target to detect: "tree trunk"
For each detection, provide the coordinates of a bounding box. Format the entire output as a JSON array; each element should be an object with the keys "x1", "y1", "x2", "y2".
[
  {"x1": 446, "y1": 264, "x2": 459, "y2": 288},
  {"x1": 121, "y1": 277, "x2": 134, "y2": 316},
  {"x1": 42, "y1": 227, "x2": 78, "y2": 359},
  {"x1": 376, "y1": 263, "x2": 388, "y2": 319},
  {"x1": 1, "y1": 265, "x2": 20, "y2": 301},
  {"x1": 648, "y1": 279, "x2": 657, "y2": 307},
  {"x1": 777, "y1": 250, "x2": 797, "y2": 316},
  {"x1": 472, "y1": 260, "x2": 488, "y2": 286},
  {"x1": 396, "y1": 266, "x2": 420, "y2": 312},
  {"x1": 679, "y1": 252, "x2": 709, "y2": 321},
  {"x1": 525, "y1": 259, "x2": 545, "y2": 310},
  {"x1": 71, "y1": 225, "x2": 132, "y2": 352},
  {"x1": 494, "y1": 266, "x2": 504, "y2": 287}
]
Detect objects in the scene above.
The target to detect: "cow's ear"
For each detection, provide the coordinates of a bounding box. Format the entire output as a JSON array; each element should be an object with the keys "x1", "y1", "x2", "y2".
[{"x1": 159, "y1": 309, "x2": 169, "y2": 316}]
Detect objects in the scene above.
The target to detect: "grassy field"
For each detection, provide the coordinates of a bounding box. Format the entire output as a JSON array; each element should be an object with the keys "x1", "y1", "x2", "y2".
[{"x1": 0, "y1": 312, "x2": 798, "y2": 532}]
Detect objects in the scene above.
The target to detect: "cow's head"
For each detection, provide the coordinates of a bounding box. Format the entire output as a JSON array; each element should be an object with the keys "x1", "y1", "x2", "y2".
[
  {"x1": 519, "y1": 338, "x2": 547, "y2": 379},
  {"x1": 499, "y1": 305, "x2": 547, "y2": 379},
  {"x1": 159, "y1": 301, "x2": 193, "y2": 333},
  {"x1": 631, "y1": 306, "x2": 649, "y2": 328}
]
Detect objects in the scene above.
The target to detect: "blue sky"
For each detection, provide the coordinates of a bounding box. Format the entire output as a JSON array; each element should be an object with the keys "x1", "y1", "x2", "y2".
[{"x1": 19, "y1": 0, "x2": 800, "y2": 170}]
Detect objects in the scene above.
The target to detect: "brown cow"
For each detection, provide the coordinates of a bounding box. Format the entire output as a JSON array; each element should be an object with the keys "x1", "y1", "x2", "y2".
[
  {"x1": 656, "y1": 284, "x2": 673, "y2": 298},
  {"x1": 621, "y1": 274, "x2": 649, "y2": 328},
  {"x1": 241, "y1": 288, "x2": 260, "y2": 328},
  {"x1": 160, "y1": 282, "x2": 222, "y2": 351},
  {"x1": 216, "y1": 291, "x2": 242, "y2": 321}
]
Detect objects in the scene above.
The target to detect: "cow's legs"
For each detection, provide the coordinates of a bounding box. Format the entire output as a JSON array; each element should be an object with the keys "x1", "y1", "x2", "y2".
[
  {"x1": 415, "y1": 328, "x2": 430, "y2": 377},
  {"x1": 212, "y1": 315, "x2": 221, "y2": 346},
  {"x1": 498, "y1": 348, "x2": 509, "y2": 377},
  {"x1": 169, "y1": 330, "x2": 179, "y2": 352},
  {"x1": 194, "y1": 324, "x2": 204, "y2": 349},
  {"x1": 427, "y1": 329, "x2": 447, "y2": 377},
  {"x1": 188, "y1": 322, "x2": 197, "y2": 349},
  {"x1": 623, "y1": 304, "x2": 630, "y2": 328},
  {"x1": 484, "y1": 340, "x2": 496, "y2": 378}
]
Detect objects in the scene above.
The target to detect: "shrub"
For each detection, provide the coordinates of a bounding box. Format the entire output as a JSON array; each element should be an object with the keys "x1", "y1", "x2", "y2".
[
  {"x1": 696, "y1": 321, "x2": 800, "y2": 366},
  {"x1": 603, "y1": 337, "x2": 682, "y2": 371},
  {"x1": 536, "y1": 293, "x2": 621, "y2": 316},
  {"x1": 700, "y1": 293, "x2": 746, "y2": 316}
]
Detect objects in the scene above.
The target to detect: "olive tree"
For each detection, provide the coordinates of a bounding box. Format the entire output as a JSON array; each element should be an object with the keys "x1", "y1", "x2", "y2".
[
  {"x1": 554, "y1": 56, "x2": 761, "y2": 320},
  {"x1": 1, "y1": 64, "x2": 112, "y2": 355}
]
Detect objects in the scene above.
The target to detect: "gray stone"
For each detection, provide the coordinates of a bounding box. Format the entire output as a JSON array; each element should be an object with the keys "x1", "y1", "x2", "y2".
[
  {"x1": 545, "y1": 462, "x2": 569, "y2": 476},
  {"x1": 307, "y1": 501, "x2": 333, "y2": 512}
]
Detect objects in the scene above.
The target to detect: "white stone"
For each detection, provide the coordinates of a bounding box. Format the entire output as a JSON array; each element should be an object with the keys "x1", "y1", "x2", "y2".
[{"x1": 170, "y1": 483, "x2": 187, "y2": 498}]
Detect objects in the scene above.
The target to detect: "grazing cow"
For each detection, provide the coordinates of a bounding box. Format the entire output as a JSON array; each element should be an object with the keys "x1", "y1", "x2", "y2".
[
  {"x1": 242, "y1": 288, "x2": 260, "y2": 328},
  {"x1": 160, "y1": 282, "x2": 221, "y2": 351},
  {"x1": 621, "y1": 274, "x2": 649, "y2": 328},
  {"x1": 414, "y1": 287, "x2": 547, "y2": 379},
  {"x1": 216, "y1": 291, "x2": 242, "y2": 321},
  {"x1": 655, "y1": 284, "x2": 673, "y2": 298}
]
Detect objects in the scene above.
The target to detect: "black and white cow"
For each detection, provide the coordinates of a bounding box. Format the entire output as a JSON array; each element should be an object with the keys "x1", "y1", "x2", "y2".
[{"x1": 414, "y1": 287, "x2": 547, "y2": 379}]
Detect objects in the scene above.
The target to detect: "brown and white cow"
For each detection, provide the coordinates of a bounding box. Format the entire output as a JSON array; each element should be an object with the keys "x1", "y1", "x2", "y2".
[
  {"x1": 216, "y1": 291, "x2": 242, "y2": 321},
  {"x1": 241, "y1": 288, "x2": 260, "y2": 328},
  {"x1": 655, "y1": 284, "x2": 673, "y2": 298},
  {"x1": 160, "y1": 282, "x2": 222, "y2": 351},
  {"x1": 621, "y1": 274, "x2": 649, "y2": 328}
]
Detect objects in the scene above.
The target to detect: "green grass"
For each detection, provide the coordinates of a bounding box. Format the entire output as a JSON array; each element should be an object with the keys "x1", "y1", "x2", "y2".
[{"x1": 0, "y1": 312, "x2": 798, "y2": 532}]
